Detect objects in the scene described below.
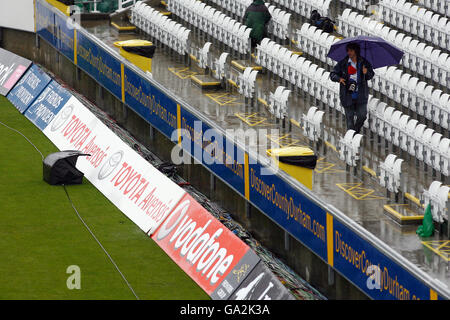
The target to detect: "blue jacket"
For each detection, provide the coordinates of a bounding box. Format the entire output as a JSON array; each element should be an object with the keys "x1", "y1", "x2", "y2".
[{"x1": 330, "y1": 56, "x2": 375, "y2": 107}]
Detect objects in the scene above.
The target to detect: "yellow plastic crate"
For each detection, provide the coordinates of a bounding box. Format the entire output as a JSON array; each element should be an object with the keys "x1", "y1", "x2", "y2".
[
  {"x1": 266, "y1": 147, "x2": 315, "y2": 190},
  {"x1": 114, "y1": 40, "x2": 154, "y2": 73}
]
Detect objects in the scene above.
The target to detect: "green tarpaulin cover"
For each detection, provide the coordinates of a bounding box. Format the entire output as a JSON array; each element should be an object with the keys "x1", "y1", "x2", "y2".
[{"x1": 416, "y1": 204, "x2": 434, "y2": 237}]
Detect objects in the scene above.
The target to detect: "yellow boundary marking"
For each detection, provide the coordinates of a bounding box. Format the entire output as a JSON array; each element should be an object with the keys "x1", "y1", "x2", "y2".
[
  {"x1": 336, "y1": 182, "x2": 386, "y2": 200},
  {"x1": 324, "y1": 141, "x2": 338, "y2": 153},
  {"x1": 227, "y1": 79, "x2": 239, "y2": 88},
  {"x1": 74, "y1": 29, "x2": 77, "y2": 65},
  {"x1": 422, "y1": 240, "x2": 450, "y2": 262},
  {"x1": 34, "y1": 0, "x2": 37, "y2": 33},
  {"x1": 383, "y1": 204, "x2": 423, "y2": 222},
  {"x1": 235, "y1": 112, "x2": 273, "y2": 127},
  {"x1": 244, "y1": 153, "x2": 250, "y2": 200},
  {"x1": 205, "y1": 92, "x2": 239, "y2": 106},
  {"x1": 231, "y1": 61, "x2": 246, "y2": 71},
  {"x1": 290, "y1": 118, "x2": 301, "y2": 128},
  {"x1": 430, "y1": 289, "x2": 438, "y2": 300},
  {"x1": 189, "y1": 54, "x2": 199, "y2": 63},
  {"x1": 326, "y1": 213, "x2": 334, "y2": 267},
  {"x1": 231, "y1": 60, "x2": 262, "y2": 71},
  {"x1": 46, "y1": 0, "x2": 70, "y2": 16},
  {"x1": 258, "y1": 97, "x2": 268, "y2": 106},
  {"x1": 266, "y1": 133, "x2": 306, "y2": 149},
  {"x1": 405, "y1": 192, "x2": 424, "y2": 208},
  {"x1": 177, "y1": 104, "x2": 181, "y2": 144},
  {"x1": 315, "y1": 157, "x2": 345, "y2": 174},
  {"x1": 111, "y1": 22, "x2": 136, "y2": 31},
  {"x1": 191, "y1": 75, "x2": 220, "y2": 86},
  {"x1": 363, "y1": 166, "x2": 377, "y2": 178},
  {"x1": 121, "y1": 64, "x2": 125, "y2": 103},
  {"x1": 168, "y1": 67, "x2": 198, "y2": 79}
]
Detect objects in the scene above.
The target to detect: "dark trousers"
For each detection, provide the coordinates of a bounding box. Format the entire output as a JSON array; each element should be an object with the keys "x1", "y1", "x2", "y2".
[
  {"x1": 343, "y1": 100, "x2": 367, "y2": 134},
  {"x1": 251, "y1": 38, "x2": 258, "y2": 50}
]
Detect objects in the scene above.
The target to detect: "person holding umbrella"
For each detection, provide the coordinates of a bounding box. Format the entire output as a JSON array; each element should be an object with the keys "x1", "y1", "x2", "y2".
[
  {"x1": 328, "y1": 36, "x2": 403, "y2": 134},
  {"x1": 330, "y1": 42, "x2": 375, "y2": 134}
]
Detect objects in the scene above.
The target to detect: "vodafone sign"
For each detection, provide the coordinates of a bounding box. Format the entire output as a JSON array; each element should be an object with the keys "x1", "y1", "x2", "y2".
[
  {"x1": 43, "y1": 97, "x2": 185, "y2": 234},
  {"x1": 34, "y1": 81, "x2": 290, "y2": 300},
  {"x1": 152, "y1": 194, "x2": 252, "y2": 295}
]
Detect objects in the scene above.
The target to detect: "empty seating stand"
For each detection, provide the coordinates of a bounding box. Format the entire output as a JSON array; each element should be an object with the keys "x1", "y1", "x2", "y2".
[
  {"x1": 296, "y1": 22, "x2": 340, "y2": 66},
  {"x1": 339, "y1": 129, "x2": 364, "y2": 168},
  {"x1": 207, "y1": 0, "x2": 292, "y2": 41},
  {"x1": 379, "y1": 0, "x2": 450, "y2": 51},
  {"x1": 238, "y1": 67, "x2": 259, "y2": 98},
  {"x1": 337, "y1": 8, "x2": 450, "y2": 89},
  {"x1": 295, "y1": 20, "x2": 448, "y2": 134},
  {"x1": 368, "y1": 95, "x2": 449, "y2": 181},
  {"x1": 167, "y1": 0, "x2": 252, "y2": 56},
  {"x1": 270, "y1": 0, "x2": 332, "y2": 18},
  {"x1": 339, "y1": 0, "x2": 370, "y2": 12},
  {"x1": 380, "y1": 154, "x2": 404, "y2": 196},
  {"x1": 302, "y1": 106, "x2": 325, "y2": 142},
  {"x1": 131, "y1": 1, "x2": 191, "y2": 55},
  {"x1": 422, "y1": 181, "x2": 450, "y2": 224},
  {"x1": 268, "y1": 86, "x2": 291, "y2": 120},
  {"x1": 417, "y1": 0, "x2": 449, "y2": 16},
  {"x1": 128, "y1": 1, "x2": 449, "y2": 226},
  {"x1": 372, "y1": 66, "x2": 449, "y2": 131},
  {"x1": 254, "y1": 36, "x2": 449, "y2": 180}
]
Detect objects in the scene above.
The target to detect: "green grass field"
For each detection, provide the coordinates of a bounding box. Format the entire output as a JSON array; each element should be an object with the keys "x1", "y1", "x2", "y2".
[{"x1": 0, "y1": 96, "x2": 208, "y2": 300}]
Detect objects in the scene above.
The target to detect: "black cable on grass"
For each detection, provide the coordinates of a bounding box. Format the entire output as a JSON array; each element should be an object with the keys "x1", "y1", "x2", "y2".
[
  {"x1": 62, "y1": 185, "x2": 140, "y2": 300},
  {"x1": 77, "y1": 103, "x2": 326, "y2": 300},
  {"x1": 0, "y1": 120, "x2": 44, "y2": 161},
  {"x1": 44, "y1": 76, "x2": 326, "y2": 299},
  {"x1": 0, "y1": 118, "x2": 139, "y2": 300}
]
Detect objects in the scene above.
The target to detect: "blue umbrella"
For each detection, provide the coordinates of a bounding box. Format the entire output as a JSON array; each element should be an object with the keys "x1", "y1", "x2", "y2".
[{"x1": 327, "y1": 35, "x2": 404, "y2": 69}]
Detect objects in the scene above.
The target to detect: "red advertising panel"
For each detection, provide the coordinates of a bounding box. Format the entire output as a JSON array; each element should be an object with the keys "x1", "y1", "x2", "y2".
[{"x1": 152, "y1": 194, "x2": 251, "y2": 295}]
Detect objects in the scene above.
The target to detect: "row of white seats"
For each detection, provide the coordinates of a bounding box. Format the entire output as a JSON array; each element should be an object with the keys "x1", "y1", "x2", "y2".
[
  {"x1": 368, "y1": 96, "x2": 449, "y2": 176},
  {"x1": 379, "y1": 154, "x2": 404, "y2": 194},
  {"x1": 256, "y1": 38, "x2": 343, "y2": 114},
  {"x1": 265, "y1": 4, "x2": 292, "y2": 40},
  {"x1": 255, "y1": 39, "x2": 449, "y2": 176},
  {"x1": 296, "y1": 21, "x2": 448, "y2": 131},
  {"x1": 417, "y1": 0, "x2": 449, "y2": 16},
  {"x1": 256, "y1": 38, "x2": 340, "y2": 100},
  {"x1": 297, "y1": 22, "x2": 340, "y2": 66},
  {"x1": 339, "y1": 129, "x2": 364, "y2": 167},
  {"x1": 167, "y1": 0, "x2": 252, "y2": 54},
  {"x1": 302, "y1": 106, "x2": 325, "y2": 142},
  {"x1": 270, "y1": 0, "x2": 331, "y2": 18},
  {"x1": 379, "y1": 0, "x2": 450, "y2": 50},
  {"x1": 338, "y1": 9, "x2": 450, "y2": 87},
  {"x1": 268, "y1": 86, "x2": 291, "y2": 119},
  {"x1": 422, "y1": 181, "x2": 449, "y2": 224},
  {"x1": 238, "y1": 67, "x2": 259, "y2": 99},
  {"x1": 208, "y1": 0, "x2": 291, "y2": 40},
  {"x1": 339, "y1": 0, "x2": 369, "y2": 11},
  {"x1": 207, "y1": 0, "x2": 251, "y2": 18},
  {"x1": 131, "y1": 2, "x2": 190, "y2": 55},
  {"x1": 371, "y1": 66, "x2": 449, "y2": 129}
]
